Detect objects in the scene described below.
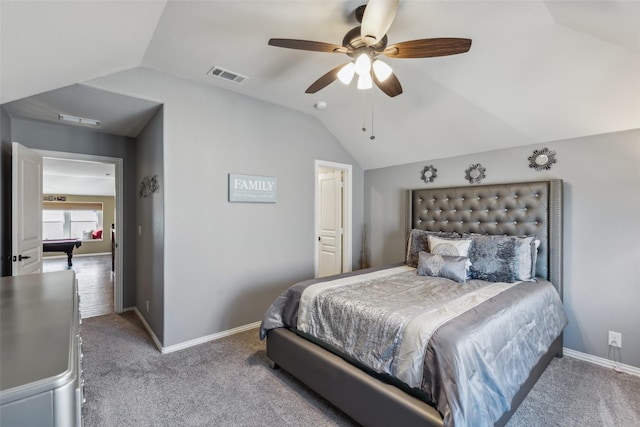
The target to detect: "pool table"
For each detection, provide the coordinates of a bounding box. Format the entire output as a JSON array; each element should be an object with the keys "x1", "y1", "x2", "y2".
[{"x1": 42, "y1": 239, "x2": 82, "y2": 267}]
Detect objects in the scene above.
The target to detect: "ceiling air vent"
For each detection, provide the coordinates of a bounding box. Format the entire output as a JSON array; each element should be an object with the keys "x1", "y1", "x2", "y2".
[{"x1": 207, "y1": 66, "x2": 248, "y2": 84}]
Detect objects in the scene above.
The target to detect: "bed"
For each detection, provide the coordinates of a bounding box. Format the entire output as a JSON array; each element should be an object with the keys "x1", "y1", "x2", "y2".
[{"x1": 261, "y1": 180, "x2": 566, "y2": 427}]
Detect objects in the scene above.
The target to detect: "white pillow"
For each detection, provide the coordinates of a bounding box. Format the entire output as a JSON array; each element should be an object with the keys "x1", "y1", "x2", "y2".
[{"x1": 427, "y1": 236, "x2": 472, "y2": 257}]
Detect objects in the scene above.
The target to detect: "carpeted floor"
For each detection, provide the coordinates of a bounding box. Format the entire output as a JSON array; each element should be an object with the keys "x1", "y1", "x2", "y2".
[{"x1": 81, "y1": 312, "x2": 640, "y2": 427}]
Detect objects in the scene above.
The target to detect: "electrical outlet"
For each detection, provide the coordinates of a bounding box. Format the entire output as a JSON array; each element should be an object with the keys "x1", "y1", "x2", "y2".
[
  {"x1": 146, "y1": 299, "x2": 149, "y2": 313},
  {"x1": 608, "y1": 331, "x2": 622, "y2": 348}
]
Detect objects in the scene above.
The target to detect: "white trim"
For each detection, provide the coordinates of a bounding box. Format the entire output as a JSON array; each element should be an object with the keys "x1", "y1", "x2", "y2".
[
  {"x1": 133, "y1": 307, "x2": 163, "y2": 352},
  {"x1": 35, "y1": 149, "x2": 124, "y2": 313},
  {"x1": 160, "y1": 321, "x2": 262, "y2": 354},
  {"x1": 44, "y1": 252, "x2": 112, "y2": 260},
  {"x1": 314, "y1": 160, "x2": 353, "y2": 277},
  {"x1": 75, "y1": 252, "x2": 112, "y2": 257},
  {"x1": 131, "y1": 308, "x2": 262, "y2": 354},
  {"x1": 563, "y1": 347, "x2": 640, "y2": 377}
]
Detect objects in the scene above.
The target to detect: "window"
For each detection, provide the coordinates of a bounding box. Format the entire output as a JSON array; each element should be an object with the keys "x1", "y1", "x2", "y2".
[
  {"x1": 43, "y1": 210, "x2": 65, "y2": 240},
  {"x1": 42, "y1": 202, "x2": 103, "y2": 241}
]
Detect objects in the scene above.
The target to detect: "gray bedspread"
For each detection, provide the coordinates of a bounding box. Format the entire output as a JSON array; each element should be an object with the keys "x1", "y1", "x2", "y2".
[{"x1": 260, "y1": 266, "x2": 567, "y2": 427}]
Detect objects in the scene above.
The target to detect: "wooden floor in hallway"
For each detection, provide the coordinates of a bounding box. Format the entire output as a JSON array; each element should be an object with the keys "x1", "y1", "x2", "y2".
[{"x1": 43, "y1": 254, "x2": 114, "y2": 319}]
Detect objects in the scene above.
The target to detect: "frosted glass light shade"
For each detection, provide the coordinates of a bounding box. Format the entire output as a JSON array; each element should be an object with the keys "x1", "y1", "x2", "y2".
[
  {"x1": 372, "y1": 59, "x2": 392, "y2": 82},
  {"x1": 357, "y1": 72, "x2": 373, "y2": 89},
  {"x1": 355, "y1": 53, "x2": 372, "y2": 76},
  {"x1": 337, "y1": 62, "x2": 356, "y2": 84}
]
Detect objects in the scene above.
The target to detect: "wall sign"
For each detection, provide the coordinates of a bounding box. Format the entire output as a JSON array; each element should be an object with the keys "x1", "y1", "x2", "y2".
[{"x1": 228, "y1": 174, "x2": 277, "y2": 203}]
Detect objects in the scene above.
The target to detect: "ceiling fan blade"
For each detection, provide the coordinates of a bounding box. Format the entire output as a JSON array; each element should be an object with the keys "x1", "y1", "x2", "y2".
[
  {"x1": 268, "y1": 38, "x2": 348, "y2": 54},
  {"x1": 361, "y1": 0, "x2": 399, "y2": 47},
  {"x1": 373, "y1": 71, "x2": 402, "y2": 97},
  {"x1": 384, "y1": 38, "x2": 472, "y2": 59},
  {"x1": 305, "y1": 63, "x2": 349, "y2": 94}
]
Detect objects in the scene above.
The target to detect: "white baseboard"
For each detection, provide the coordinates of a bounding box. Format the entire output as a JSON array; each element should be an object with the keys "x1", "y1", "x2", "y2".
[
  {"x1": 161, "y1": 321, "x2": 262, "y2": 354},
  {"x1": 563, "y1": 347, "x2": 640, "y2": 377},
  {"x1": 76, "y1": 252, "x2": 112, "y2": 257},
  {"x1": 132, "y1": 308, "x2": 164, "y2": 353},
  {"x1": 130, "y1": 308, "x2": 261, "y2": 355},
  {"x1": 44, "y1": 252, "x2": 111, "y2": 260}
]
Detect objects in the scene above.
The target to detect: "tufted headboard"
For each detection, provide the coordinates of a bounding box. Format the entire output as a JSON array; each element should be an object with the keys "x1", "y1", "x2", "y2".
[{"x1": 407, "y1": 180, "x2": 563, "y2": 298}]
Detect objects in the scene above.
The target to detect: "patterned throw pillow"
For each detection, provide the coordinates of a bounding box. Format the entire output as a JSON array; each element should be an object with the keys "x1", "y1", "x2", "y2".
[
  {"x1": 427, "y1": 236, "x2": 472, "y2": 257},
  {"x1": 405, "y1": 229, "x2": 460, "y2": 268},
  {"x1": 416, "y1": 251, "x2": 470, "y2": 283},
  {"x1": 465, "y1": 234, "x2": 538, "y2": 282}
]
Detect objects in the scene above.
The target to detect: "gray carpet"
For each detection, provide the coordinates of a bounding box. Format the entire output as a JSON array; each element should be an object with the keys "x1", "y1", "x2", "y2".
[{"x1": 81, "y1": 312, "x2": 640, "y2": 426}]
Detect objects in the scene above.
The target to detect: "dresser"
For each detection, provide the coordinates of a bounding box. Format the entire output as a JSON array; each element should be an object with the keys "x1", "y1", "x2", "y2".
[{"x1": 0, "y1": 270, "x2": 83, "y2": 427}]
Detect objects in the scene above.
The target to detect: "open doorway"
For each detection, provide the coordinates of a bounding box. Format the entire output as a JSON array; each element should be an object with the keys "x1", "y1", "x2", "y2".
[
  {"x1": 315, "y1": 160, "x2": 352, "y2": 278},
  {"x1": 37, "y1": 150, "x2": 124, "y2": 317}
]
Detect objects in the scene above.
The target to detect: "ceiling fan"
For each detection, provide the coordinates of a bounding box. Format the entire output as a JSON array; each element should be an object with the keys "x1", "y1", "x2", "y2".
[{"x1": 268, "y1": 0, "x2": 472, "y2": 97}]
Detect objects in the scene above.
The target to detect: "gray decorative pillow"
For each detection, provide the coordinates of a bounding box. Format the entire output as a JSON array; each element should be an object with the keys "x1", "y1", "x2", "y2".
[
  {"x1": 416, "y1": 251, "x2": 470, "y2": 283},
  {"x1": 405, "y1": 229, "x2": 460, "y2": 268},
  {"x1": 465, "y1": 234, "x2": 538, "y2": 282}
]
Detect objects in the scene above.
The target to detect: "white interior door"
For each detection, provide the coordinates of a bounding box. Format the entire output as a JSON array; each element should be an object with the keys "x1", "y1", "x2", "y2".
[
  {"x1": 317, "y1": 170, "x2": 343, "y2": 277},
  {"x1": 12, "y1": 142, "x2": 43, "y2": 275}
]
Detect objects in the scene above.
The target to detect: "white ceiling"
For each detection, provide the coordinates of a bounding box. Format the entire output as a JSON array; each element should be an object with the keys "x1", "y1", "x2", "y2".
[
  {"x1": 43, "y1": 157, "x2": 115, "y2": 197},
  {"x1": 2, "y1": 0, "x2": 639, "y2": 171}
]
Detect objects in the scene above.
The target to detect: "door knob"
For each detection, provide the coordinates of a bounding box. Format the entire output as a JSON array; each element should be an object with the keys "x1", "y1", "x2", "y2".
[{"x1": 18, "y1": 254, "x2": 31, "y2": 261}]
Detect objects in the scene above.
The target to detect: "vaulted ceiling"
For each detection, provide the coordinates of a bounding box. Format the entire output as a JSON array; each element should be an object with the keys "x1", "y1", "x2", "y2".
[{"x1": 2, "y1": 1, "x2": 639, "y2": 170}]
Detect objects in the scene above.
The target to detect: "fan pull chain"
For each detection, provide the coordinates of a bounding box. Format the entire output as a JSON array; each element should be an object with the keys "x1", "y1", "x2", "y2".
[
  {"x1": 370, "y1": 86, "x2": 375, "y2": 140},
  {"x1": 361, "y1": 90, "x2": 367, "y2": 132}
]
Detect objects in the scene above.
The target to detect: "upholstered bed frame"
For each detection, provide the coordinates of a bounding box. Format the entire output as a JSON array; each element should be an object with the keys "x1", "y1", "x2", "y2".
[{"x1": 266, "y1": 179, "x2": 563, "y2": 426}]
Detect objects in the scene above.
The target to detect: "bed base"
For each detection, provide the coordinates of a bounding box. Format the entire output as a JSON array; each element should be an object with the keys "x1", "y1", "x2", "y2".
[{"x1": 267, "y1": 328, "x2": 562, "y2": 426}]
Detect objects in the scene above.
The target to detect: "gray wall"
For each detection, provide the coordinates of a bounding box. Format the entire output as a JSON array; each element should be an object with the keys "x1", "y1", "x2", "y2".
[
  {"x1": 364, "y1": 129, "x2": 640, "y2": 369},
  {"x1": 88, "y1": 68, "x2": 364, "y2": 347},
  {"x1": 6, "y1": 118, "x2": 138, "y2": 307},
  {"x1": 136, "y1": 107, "x2": 165, "y2": 342},
  {"x1": 0, "y1": 108, "x2": 12, "y2": 276}
]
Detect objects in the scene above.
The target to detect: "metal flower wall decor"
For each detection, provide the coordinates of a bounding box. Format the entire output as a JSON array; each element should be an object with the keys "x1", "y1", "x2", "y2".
[
  {"x1": 421, "y1": 165, "x2": 438, "y2": 183},
  {"x1": 528, "y1": 148, "x2": 557, "y2": 171},
  {"x1": 465, "y1": 163, "x2": 486, "y2": 184},
  {"x1": 139, "y1": 175, "x2": 160, "y2": 198}
]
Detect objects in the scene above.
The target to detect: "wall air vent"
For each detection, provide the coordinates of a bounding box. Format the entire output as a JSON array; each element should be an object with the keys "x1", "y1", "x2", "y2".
[{"x1": 207, "y1": 66, "x2": 248, "y2": 84}]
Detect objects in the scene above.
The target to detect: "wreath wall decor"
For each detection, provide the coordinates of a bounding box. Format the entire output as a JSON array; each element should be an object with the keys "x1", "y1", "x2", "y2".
[
  {"x1": 420, "y1": 165, "x2": 438, "y2": 183},
  {"x1": 528, "y1": 148, "x2": 557, "y2": 171},
  {"x1": 465, "y1": 164, "x2": 486, "y2": 184},
  {"x1": 139, "y1": 175, "x2": 160, "y2": 198}
]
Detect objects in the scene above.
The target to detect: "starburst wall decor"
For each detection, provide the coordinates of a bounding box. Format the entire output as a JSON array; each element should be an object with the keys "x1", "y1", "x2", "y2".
[
  {"x1": 421, "y1": 165, "x2": 437, "y2": 183},
  {"x1": 465, "y1": 164, "x2": 486, "y2": 184},
  {"x1": 528, "y1": 148, "x2": 557, "y2": 171}
]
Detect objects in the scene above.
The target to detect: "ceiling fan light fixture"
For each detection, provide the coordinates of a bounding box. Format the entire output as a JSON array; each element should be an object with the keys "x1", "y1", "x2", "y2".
[
  {"x1": 357, "y1": 72, "x2": 373, "y2": 90},
  {"x1": 354, "y1": 53, "x2": 372, "y2": 76},
  {"x1": 268, "y1": 0, "x2": 469, "y2": 98},
  {"x1": 372, "y1": 59, "x2": 392, "y2": 82},
  {"x1": 337, "y1": 62, "x2": 356, "y2": 85}
]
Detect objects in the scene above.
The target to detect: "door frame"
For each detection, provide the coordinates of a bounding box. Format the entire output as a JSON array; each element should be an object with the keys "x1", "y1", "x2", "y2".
[
  {"x1": 36, "y1": 149, "x2": 124, "y2": 313},
  {"x1": 314, "y1": 160, "x2": 352, "y2": 277}
]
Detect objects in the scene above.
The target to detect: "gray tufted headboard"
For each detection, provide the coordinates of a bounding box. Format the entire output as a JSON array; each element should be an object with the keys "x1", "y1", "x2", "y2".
[{"x1": 407, "y1": 180, "x2": 563, "y2": 298}]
